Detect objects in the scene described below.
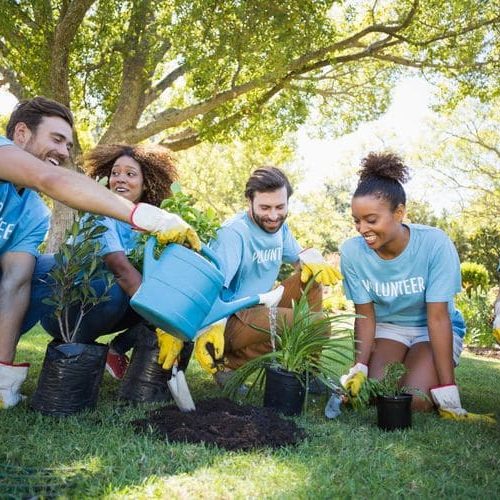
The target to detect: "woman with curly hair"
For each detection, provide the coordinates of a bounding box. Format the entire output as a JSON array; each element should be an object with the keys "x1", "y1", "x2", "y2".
[
  {"x1": 42, "y1": 143, "x2": 178, "y2": 380},
  {"x1": 339, "y1": 152, "x2": 493, "y2": 423}
]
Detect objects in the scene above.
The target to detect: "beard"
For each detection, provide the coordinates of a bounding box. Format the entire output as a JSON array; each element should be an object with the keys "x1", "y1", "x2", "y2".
[
  {"x1": 25, "y1": 137, "x2": 66, "y2": 167},
  {"x1": 250, "y1": 207, "x2": 287, "y2": 234}
]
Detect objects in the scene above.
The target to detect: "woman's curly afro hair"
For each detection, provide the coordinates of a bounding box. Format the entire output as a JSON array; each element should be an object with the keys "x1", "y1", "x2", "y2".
[{"x1": 83, "y1": 143, "x2": 178, "y2": 207}]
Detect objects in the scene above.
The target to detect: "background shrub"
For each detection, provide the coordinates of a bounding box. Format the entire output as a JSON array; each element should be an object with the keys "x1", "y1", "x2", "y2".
[
  {"x1": 456, "y1": 289, "x2": 496, "y2": 347},
  {"x1": 461, "y1": 261, "x2": 489, "y2": 296}
]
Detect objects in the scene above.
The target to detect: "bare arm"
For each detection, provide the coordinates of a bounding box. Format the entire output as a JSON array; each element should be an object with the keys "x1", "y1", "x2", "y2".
[
  {"x1": 0, "y1": 145, "x2": 134, "y2": 222},
  {"x1": 353, "y1": 302, "x2": 376, "y2": 365},
  {"x1": 0, "y1": 252, "x2": 35, "y2": 363},
  {"x1": 427, "y1": 302, "x2": 455, "y2": 386},
  {"x1": 103, "y1": 252, "x2": 142, "y2": 297}
]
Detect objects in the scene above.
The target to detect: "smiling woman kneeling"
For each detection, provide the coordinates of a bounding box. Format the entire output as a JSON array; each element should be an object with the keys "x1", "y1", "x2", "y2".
[{"x1": 339, "y1": 152, "x2": 494, "y2": 423}]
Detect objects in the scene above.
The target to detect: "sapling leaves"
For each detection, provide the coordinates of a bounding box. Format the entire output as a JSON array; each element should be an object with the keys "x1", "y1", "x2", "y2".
[
  {"x1": 42, "y1": 213, "x2": 115, "y2": 343},
  {"x1": 346, "y1": 362, "x2": 430, "y2": 410}
]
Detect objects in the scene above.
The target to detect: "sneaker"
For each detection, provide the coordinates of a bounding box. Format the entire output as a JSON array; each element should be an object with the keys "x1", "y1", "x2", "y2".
[{"x1": 105, "y1": 351, "x2": 129, "y2": 380}]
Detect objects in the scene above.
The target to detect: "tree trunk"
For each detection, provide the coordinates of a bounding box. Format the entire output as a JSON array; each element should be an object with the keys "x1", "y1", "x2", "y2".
[
  {"x1": 44, "y1": 143, "x2": 82, "y2": 252},
  {"x1": 45, "y1": 202, "x2": 76, "y2": 253}
]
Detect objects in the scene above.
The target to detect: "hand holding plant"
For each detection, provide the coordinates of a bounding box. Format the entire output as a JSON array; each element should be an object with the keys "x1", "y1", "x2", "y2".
[
  {"x1": 129, "y1": 182, "x2": 220, "y2": 269},
  {"x1": 344, "y1": 362, "x2": 416, "y2": 410}
]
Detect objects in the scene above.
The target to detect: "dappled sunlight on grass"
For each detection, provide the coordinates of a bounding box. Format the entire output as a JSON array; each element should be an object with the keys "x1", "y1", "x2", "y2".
[
  {"x1": 2, "y1": 327, "x2": 499, "y2": 497},
  {"x1": 110, "y1": 453, "x2": 311, "y2": 498}
]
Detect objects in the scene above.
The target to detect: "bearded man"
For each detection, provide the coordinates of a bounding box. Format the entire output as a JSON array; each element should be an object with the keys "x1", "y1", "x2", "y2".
[{"x1": 177, "y1": 166, "x2": 341, "y2": 385}]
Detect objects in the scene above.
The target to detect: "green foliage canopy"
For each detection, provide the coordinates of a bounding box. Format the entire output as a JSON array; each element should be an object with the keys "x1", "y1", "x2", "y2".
[{"x1": 0, "y1": 0, "x2": 498, "y2": 151}]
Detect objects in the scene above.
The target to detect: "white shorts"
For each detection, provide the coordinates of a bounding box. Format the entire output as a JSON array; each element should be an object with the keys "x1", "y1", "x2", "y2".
[{"x1": 375, "y1": 323, "x2": 463, "y2": 366}]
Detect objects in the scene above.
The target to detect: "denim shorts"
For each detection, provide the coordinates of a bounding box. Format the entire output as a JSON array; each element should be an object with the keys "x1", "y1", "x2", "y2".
[{"x1": 375, "y1": 322, "x2": 463, "y2": 366}]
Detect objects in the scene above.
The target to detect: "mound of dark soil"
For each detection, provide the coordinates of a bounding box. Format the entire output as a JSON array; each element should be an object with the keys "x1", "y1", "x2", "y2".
[{"x1": 132, "y1": 398, "x2": 305, "y2": 451}]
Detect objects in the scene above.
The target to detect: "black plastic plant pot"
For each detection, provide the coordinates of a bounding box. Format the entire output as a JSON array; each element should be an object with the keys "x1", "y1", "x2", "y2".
[
  {"x1": 31, "y1": 341, "x2": 108, "y2": 417},
  {"x1": 119, "y1": 326, "x2": 188, "y2": 403},
  {"x1": 263, "y1": 366, "x2": 305, "y2": 416},
  {"x1": 376, "y1": 393, "x2": 413, "y2": 431}
]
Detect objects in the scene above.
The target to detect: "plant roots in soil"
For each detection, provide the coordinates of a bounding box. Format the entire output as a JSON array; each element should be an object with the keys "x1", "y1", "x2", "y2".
[{"x1": 132, "y1": 398, "x2": 305, "y2": 451}]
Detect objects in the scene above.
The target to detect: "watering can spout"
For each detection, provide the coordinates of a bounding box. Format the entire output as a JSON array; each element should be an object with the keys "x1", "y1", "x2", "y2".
[
  {"x1": 200, "y1": 286, "x2": 284, "y2": 329},
  {"x1": 201, "y1": 294, "x2": 260, "y2": 329}
]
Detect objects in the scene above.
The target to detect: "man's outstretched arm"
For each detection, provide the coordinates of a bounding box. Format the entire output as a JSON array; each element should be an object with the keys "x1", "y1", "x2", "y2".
[
  {"x1": 0, "y1": 144, "x2": 134, "y2": 221},
  {"x1": 0, "y1": 144, "x2": 200, "y2": 247}
]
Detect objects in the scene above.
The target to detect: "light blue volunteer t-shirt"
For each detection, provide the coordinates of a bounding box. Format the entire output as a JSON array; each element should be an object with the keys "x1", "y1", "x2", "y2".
[
  {"x1": 340, "y1": 224, "x2": 465, "y2": 336},
  {"x1": 92, "y1": 216, "x2": 141, "y2": 257},
  {"x1": 209, "y1": 211, "x2": 302, "y2": 301},
  {"x1": 0, "y1": 136, "x2": 51, "y2": 256}
]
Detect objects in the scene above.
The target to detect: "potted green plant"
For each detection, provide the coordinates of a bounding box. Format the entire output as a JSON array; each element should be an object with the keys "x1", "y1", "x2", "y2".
[
  {"x1": 31, "y1": 213, "x2": 114, "y2": 416},
  {"x1": 346, "y1": 362, "x2": 422, "y2": 431},
  {"x1": 223, "y1": 280, "x2": 354, "y2": 416}
]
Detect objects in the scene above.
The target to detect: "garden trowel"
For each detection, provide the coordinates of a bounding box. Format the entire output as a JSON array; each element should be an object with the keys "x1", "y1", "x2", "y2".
[
  {"x1": 167, "y1": 341, "x2": 195, "y2": 412},
  {"x1": 168, "y1": 364, "x2": 195, "y2": 412}
]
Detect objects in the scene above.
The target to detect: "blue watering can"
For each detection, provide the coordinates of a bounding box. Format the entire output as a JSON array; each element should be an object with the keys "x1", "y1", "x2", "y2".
[{"x1": 130, "y1": 238, "x2": 260, "y2": 341}]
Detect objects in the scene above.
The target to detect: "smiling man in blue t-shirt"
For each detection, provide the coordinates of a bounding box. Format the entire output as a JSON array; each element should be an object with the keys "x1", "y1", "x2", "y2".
[
  {"x1": 199, "y1": 167, "x2": 342, "y2": 386},
  {"x1": 155, "y1": 167, "x2": 342, "y2": 383},
  {"x1": 0, "y1": 97, "x2": 74, "y2": 408}
]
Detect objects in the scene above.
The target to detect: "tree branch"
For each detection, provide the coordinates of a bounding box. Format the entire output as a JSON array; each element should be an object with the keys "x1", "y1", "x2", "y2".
[
  {"x1": 0, "y1": 66, "x2": 28, "y2": 99},
  {"x1": 447, "y1": 131, "x2": 500, "y2": 159},
  {"x1": 391, "y1": 12, "x2": 500, "y2": 48},
  {"x1": 144, "y1": 63, "x2": 188, "y2": 107},
  {"x1": 162, "y1": 131, "x2": 202, "y2": 151},
  {"x1": 50, "y1": 0, "x2": 95, "y2": 104}
]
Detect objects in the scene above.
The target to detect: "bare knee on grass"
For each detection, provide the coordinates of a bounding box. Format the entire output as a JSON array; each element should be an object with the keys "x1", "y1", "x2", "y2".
[
  {"x1": 368, "y1": 338, "x2": 408, "y2": 379},
  {"x1": 403, "y1": 342, "x2": 439, "y2": 412}
]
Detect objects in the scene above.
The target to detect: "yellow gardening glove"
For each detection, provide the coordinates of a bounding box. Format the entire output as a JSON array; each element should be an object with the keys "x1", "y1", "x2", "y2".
[
  {"x1": 299, "y1": 248, "x2": 342, "y2": 286},
  {"x1": 156, "y1": 328, "x2": 184, "y2": 370},
  {"x1": 438, "y1": 409, "x2": 496, "y2": 424},
  {"x1": 194, "y1": 319, "x2": 226, "y2": 374},
  {"x1": 154, "y1": 227, "x2": 201, "y2": 252},
  {"x1": 340, "y1": 363, "x2": 368, "y2": 397},
  {"x1": 494, "y1": 328, "x2": 500, "y2": 344},
  {"x1": 431, "y1": 384, "x2": 496, "y2": 425},
  {"x1": 301, "y1": 263, "x2": 342, "y2": 286},
  {"x1": 344, "y1": 372, "x2": 367, "y2": 397}
]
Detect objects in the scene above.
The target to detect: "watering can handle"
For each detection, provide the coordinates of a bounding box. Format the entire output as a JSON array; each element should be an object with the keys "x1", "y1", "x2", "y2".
[
  {"x1": 200, "y1": 244, "x2": 223, "y2": 272},
  {"x1": 143, "y1": 239, "x2": 222, "y2": 277},
  {"x1": 143, "y1": 236, "x2": 157, "y2": 279}
]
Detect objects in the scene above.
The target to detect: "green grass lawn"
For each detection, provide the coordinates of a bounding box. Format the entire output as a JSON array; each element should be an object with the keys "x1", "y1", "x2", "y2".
[{"x1": 1, "y1": 325, "x2": 499, "y2": 499}]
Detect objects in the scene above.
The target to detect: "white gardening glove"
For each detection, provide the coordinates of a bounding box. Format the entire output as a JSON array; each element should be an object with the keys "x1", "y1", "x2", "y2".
[
  {"x1": 431, "y1": 384, "x2": 496, "y2": 424},
  {"x1": 130, "y1": 203, "x2": 201, "y2": 251},
  {"x1": 340, "y1": 362, "x2": 368, "y2": 397},
  {"x1": 258, "y1": 285, "x2": 284, "y2": 308},
  {"x1": 299, "y1": 248, "x2": 342, "y2": 286},
  {"x1": 0, "y1": 362, "x2": 29, "y2": 409}
]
